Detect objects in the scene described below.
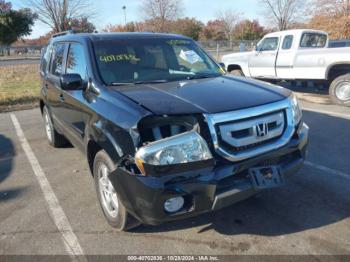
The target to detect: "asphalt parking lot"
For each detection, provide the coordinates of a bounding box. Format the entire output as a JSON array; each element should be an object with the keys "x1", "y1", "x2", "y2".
[{"x1": 0, "y1": 100, "x2": 350, "y2": 257}]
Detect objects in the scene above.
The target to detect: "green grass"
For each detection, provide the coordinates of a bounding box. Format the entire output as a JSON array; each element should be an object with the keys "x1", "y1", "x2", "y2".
[{"x1": 0, "y1": 64, "x2": 40, "y2": 111}]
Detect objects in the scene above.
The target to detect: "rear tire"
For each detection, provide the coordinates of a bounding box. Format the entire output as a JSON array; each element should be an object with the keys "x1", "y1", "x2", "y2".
[
  {"x1": 93, "y1": 150, "x2": 141, "y2": 231},
  {"x1": 329, "y1": 74, "x2": 350, "y2": 106},
  {"x1": 229, "y1": 69, "x2": 244, "y2": 76},
  {"x1": 43, "y1": 106, "x2": 68, "y2": 148}
]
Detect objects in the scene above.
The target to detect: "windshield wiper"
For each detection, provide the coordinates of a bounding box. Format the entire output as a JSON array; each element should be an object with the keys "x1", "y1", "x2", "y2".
[
  {"x1": 133, "y1": 79, "x2": 169, "y2": 84},
  {"x1": 109, "y1": 80, "x2": 168, "y2": 86},
  {"x1": 109, "y1": 82, "x2": 136, "y2": 86},
  {"x1": 186, "y1": 73, "x2": 221, "y2": 80}
]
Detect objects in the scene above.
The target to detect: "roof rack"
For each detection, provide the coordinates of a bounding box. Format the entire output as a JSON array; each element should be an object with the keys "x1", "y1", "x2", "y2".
[{"x1": 52, "y1": 30, "x2": 75, "y2": 38}]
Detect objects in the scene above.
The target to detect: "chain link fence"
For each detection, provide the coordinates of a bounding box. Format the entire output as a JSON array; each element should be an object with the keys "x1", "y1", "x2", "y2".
[
  {"x1": 198, "y1": 40, "x2": 259, "y2": 60},
  {"x1": 0, "y1": 45, "x2": 42, "y2": 58},
  {"x1": 1, "y1": 40, "x2": 259, "y2": 61}
]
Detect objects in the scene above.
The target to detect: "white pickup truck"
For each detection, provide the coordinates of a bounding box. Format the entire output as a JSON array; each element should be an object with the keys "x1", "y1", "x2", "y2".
[{"x1": 221, "y1": 29, "x2": 350, "y2": 105}]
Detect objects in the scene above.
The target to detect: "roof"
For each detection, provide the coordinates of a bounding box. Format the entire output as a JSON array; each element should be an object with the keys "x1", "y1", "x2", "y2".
[
  {"x1": 265, "y1": 29, "x2": 328, "y2": 38},
  {"x1": 50, "y1": 31, "x2": 191, "y2": 43}
]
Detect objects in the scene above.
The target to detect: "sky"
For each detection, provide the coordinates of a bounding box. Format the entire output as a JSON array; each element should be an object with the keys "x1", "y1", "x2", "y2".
[{"x1": 11, "y1": 0, "x2": 265, "y2": 39}]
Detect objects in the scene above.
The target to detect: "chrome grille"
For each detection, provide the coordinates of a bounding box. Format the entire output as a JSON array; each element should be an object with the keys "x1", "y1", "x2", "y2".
[{"x1": 204, "y1": 99, "x2": 295, "y2": 162}]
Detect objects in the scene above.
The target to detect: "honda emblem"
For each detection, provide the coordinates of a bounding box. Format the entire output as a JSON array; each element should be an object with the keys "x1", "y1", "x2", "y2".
[{"x1": 255, "y1": 123, "x2": 269, "y2": 138}]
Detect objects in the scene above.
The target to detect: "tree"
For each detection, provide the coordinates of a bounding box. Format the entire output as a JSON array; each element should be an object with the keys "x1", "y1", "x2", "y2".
[
  {"x1": 260, "y1": 0, "x2": 309, "y2": 30},
  {"x1": 216, "y1": 10, "x2": 241, "y2": 43},
  {"x1": 65, "y1": 17, "x2": 95, "y2": 33},
  {"x1": 0, "y1": 0, "x2": 11, "y2": 13},
  {"x1": 170, "y1": 18, "x2": 204, "y2": 40},
  {"x1": 141, "y1": 0, "x2": 183, "y2": 32},
  {"x1": 309, "y1": 0, "x2": 350, "y2": 39},
  {"x1": 233, "y1": 19, "x2": 266, "y2": 40},
  {"x1": 200, "y1": 20, "x2": 227, "y2": 40},
  {"x1": 28, "y1": 0, "x2": 94, "y2": 32},
  {"x1": 103, "y1": 22, "x2": 144, "y2": 33},
  {"x1": 0, "y1": 1, "x2": 37, "y2": 54}
]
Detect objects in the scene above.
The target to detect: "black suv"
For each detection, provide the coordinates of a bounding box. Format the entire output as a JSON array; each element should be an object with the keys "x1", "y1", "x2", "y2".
[{"x1": 40, "y1": 31, "x2": 309, "y2": 231}]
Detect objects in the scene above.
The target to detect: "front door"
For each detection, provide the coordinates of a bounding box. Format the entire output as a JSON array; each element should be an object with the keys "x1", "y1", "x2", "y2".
[
  {"x1": 59, "y1": 42, "x2": 89, "y2": 151},
  {"x1": 249, "y1": 37, "x2": 279, "y2": 78}
]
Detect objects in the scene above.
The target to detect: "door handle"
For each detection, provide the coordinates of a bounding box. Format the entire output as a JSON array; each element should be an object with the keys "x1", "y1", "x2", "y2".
[{"x1": 58, "y1": 94, "x2": 65, "y2": 102}]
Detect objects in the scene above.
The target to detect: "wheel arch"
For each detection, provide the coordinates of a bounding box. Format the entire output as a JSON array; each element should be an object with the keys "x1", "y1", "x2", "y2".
[
  {"x1": 86, "y1": 121, "x2": 135, "y2": 175},
  {"x1": 226, "y1": 62, "x2": 250, "y2": 76},
  {"x1": 326, "y1": 63, "x2": 350, "y2": 81}
]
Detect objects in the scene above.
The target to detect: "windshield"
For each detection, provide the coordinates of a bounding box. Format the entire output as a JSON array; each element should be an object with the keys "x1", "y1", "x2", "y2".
[{"x1": 93, "y1": 37, "x2": 223, "y2": 85}]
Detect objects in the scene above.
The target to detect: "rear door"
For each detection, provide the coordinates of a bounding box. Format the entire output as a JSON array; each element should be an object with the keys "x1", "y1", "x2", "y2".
[
  {"x1": 46, "y1": 42, "x2": 68, "y2": 131},
  {"x1": 276, "y1": 35, "x2": 296, "y2": 79},
  {"x1": 249, "y1": 37, "x2": 279, "y2": 78}
]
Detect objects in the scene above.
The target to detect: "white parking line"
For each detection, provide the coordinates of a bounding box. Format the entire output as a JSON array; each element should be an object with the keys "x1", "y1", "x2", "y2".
[
  {"x1": 305, "y1": 161, "x2": 350, "y2": 181},
  {"x1": 302, "y1": 107, "x2": 350, "y2": 120},
  {"x1": 10, "y1": 114, "x2": 85, "y2": 259}
]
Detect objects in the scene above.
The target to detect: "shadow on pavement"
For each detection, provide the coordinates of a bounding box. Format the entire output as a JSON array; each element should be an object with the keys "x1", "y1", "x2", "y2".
[
  {"x1": 133, "y1": 111, "x2": 350, "y2": 237},
  {"x1": 0, "y1": 134, "x2": 27, "y2": 201}
]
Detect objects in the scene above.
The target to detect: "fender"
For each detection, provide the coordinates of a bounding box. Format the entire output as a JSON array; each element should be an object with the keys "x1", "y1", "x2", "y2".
[
  {"x1": 86, "y1": 118, "x2": 139, "y2": 165},
  {"x1": 325, "y1": 62, "x2": 350, "y2": 80}
]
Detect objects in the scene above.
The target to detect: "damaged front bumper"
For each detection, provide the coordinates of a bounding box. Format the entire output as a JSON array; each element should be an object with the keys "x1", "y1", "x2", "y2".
[{"x1": 109, "y1": 122, "x2": 309, "y2": 225}]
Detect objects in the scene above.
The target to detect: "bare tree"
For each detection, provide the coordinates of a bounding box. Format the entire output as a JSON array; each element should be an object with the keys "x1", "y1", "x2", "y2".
[
  {"x1": 309, "y1": 0, "x2": 350, "y2": 39},
  {"x1": 216, "y1": 10, "x2": 242, "y2": 44},
  {"x1": 260, "y1": 0, "x2": 309, "y2": 30},
  {"x1": 27, "y1": 0, "x2": 94, "y2": 32},
  {"x1": 141, "y1": 0, "x2": 183, "y2": 32}
]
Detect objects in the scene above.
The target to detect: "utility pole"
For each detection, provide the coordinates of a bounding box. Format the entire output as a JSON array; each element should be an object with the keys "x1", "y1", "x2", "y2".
[{"x1": 122, "y1": 5, "x2": 127, "y2": 25}]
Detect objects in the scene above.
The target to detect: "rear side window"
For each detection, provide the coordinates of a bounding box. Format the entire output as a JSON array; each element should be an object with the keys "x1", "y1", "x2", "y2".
[
  {"x1": 300, "y1": 33, "x2": 327, "y2": 48},
  {"x1": 40, "y1": 44, "x2": 53, "y2": 74},
  {"x1": 282, "y1": 35, "x2": 293, "y2": 50},
  {"x1": 66, "y1": 43, "x2": 87, "y2": 80},
  {"x1": 51, "y1": 43, "x2": 66, "y2": 76}
]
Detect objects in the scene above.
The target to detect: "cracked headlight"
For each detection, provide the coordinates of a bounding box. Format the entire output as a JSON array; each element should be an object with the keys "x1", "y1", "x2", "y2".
[
  {"x1": 290, "y1": 93, "x2": 302, "y2": 125},
  {"x1": 135, "y1": 130, "x2": 212, "y2": 175}
]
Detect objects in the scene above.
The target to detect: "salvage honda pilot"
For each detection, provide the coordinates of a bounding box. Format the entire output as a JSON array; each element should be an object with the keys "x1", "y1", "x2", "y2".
[{"x1": 39, "y1": 31, "x2": 309, "y2": 231}]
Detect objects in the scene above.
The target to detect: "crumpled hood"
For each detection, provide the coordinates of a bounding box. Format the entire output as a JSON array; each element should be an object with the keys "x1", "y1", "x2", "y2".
[{"x1": 112, "y1": 76, "x2": 291, "y2": 115}]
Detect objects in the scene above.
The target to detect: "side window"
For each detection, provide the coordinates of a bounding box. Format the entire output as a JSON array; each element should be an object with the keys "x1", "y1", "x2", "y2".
[
  {"x1": 258, "y1": 37, "x2": 279, "y2": 51},
  {"x1": 66, "y1": 43, "x2": 87, "y2": 80},
  {"x1": 40, "y1": 44, "x2": 53, "y2": 74},
  {"x1": 51, "y1": 43, "x2": 66, "y2": 76},
  {"x1": 300, "y1": 33, "x2": 327, "y2": 48},
  {"x1": 282, "y1": 35, "x2": 293, "y2": 50}
]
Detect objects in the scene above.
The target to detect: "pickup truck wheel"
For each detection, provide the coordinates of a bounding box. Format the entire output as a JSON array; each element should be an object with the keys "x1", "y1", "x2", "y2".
[
  {"x1": 229, "y1": 69, "x2": 244, "y2": 76},
  {"x1": 93, "y1": 150, "x2": 141, "y2": 231},
  {"x1": 329, "y1": 74, "x2": 350, "y2": 106},
  {"x1": 43, "y1": 106, "x2": 68, "y2": 148}
]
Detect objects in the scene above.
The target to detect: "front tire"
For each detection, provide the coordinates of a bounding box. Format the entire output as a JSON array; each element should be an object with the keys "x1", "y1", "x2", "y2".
[
  {"x1": 93, "y1": 150, "x2": 140, "y2": 231},
  {"x1": 43, "y1": 106, "x2": 68, "y2": 147},
  {"x1": 229, "y1": 69, "x2": 244, "y2": 76},
  {"x1": 329, "y1": 74, "x2": 350, "y2": 106}
]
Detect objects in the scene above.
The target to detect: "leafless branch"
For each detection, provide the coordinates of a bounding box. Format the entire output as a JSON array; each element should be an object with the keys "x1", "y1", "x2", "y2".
[
  {"x1": 27, "y1": 0, "x2": 95, "y2": 32},
  {"x1": 260, "y1": 0, "x2": 309, "y2": 30}
]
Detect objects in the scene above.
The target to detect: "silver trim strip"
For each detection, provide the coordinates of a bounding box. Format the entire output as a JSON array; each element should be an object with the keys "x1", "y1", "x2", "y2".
[
  {"x1": 219, "y1": 111, "x2": 285, "y2": 147},
  {"x1": 204, "y1": 98, "x2": 295, "y2": 162}
]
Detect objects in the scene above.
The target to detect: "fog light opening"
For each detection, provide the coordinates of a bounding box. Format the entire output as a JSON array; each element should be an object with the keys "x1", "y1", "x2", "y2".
[{"x1": 164, "y1": 196, "x2": 185, "y2": 213}]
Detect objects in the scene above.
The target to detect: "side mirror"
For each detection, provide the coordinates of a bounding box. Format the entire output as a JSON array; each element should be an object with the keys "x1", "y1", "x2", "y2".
[
  {"x1": 219, "y1": 62, "x2": 226, "y2": 71},
  {"x1": 60, "y1": 74, "x2": 84, "y2": 91}
]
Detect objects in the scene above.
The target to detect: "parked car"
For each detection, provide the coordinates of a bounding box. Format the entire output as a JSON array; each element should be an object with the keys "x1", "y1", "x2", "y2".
[
  {"x1": 329, "y1": 40, "x2": 350, "y2": 48},
  {"x1": 40, "y1": 31, "x2": 309, "y2": 231},
  {"x1": 221, "y1": 29, "x2": 350, "y2": 105}
]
